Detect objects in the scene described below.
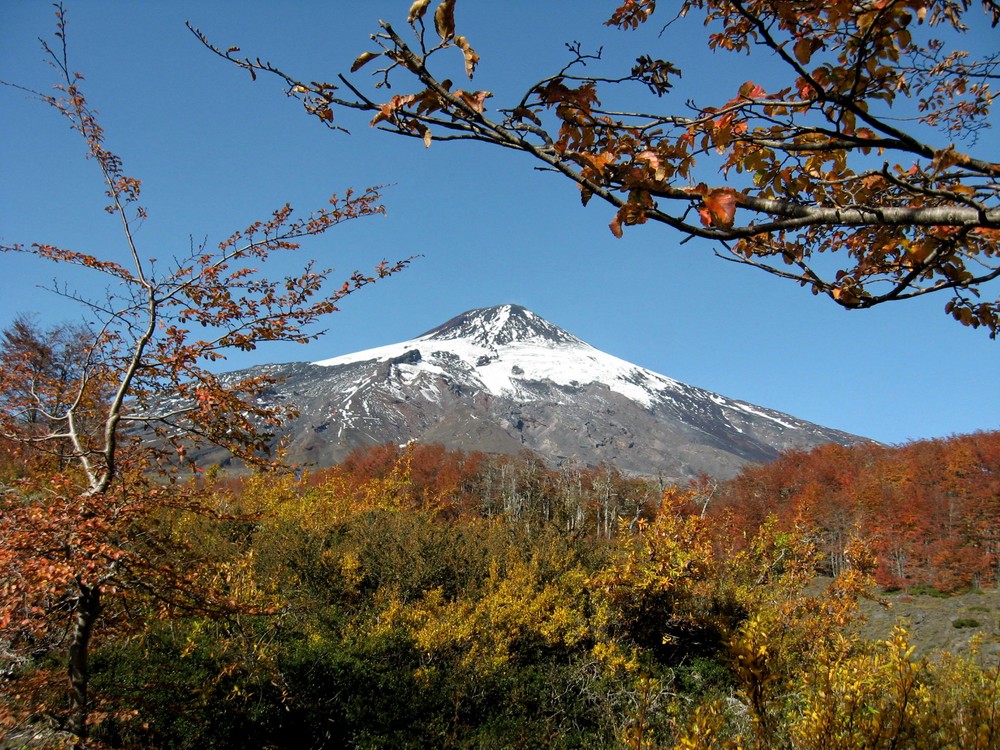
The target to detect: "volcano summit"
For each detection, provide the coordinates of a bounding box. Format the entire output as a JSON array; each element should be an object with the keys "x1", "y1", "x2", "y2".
[{"x1": 208, "y1": 304, "x2": 863, "y2": 480}]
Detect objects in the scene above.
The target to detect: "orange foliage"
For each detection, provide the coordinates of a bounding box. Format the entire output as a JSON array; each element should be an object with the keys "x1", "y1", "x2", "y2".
[
  {"x1": 196, "y1": 0, "x2": 1000, "y2": 335},
  {"x1": 713, "y1": 432, "x2": 1000, "y2": 592}
]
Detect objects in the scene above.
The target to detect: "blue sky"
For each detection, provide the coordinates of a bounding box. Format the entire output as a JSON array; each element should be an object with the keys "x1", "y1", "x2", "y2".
[{"x1": 2, "y1": 1, "x2": 998, "y2": 446}]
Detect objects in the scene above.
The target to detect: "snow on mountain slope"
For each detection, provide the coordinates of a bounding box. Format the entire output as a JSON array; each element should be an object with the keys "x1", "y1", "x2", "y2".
[
  {"x1": 195, "y1": 304, "x2": 865, "y2": 480},
  {"x1": 313, "y1": 304, "x2": 796, "y2": 432}
]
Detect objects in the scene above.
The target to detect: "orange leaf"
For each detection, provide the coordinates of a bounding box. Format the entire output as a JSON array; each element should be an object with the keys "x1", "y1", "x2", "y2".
[
  {"x1": 738, "y1": 80, "x2": 767, "y2": 99},
  {"x1": 702, "y1": 188, "x2": 738, "y2": 229},
  {"x1": 610, "y1": 213, "x2": 624, "y2": 238}
]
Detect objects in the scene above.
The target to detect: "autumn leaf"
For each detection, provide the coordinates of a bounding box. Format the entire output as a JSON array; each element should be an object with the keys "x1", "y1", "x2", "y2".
[
  {"x1": 408, "y1": 0, "x2": 432, "y2": 24},
  {"x1": 793, "y1": 38, "x2": 813, "y2": 65},
  {"x1": 931, "y1": 145, "x2": 961, "y2": 173},
  {"x1": 455, "y1": 89, "x2": 492, "y2": 114},
  {"x1": 351, "y1": 51, "x2": 382, "y2": 73},
  {"x1": 698, "y1": 206, "x2": 714, "y2": 227},
  {"x1": 434, "y1": 0, "x2": 457, "y2": 42},
  {"x1": 701, "y1": 188, "x2": 739, "y2": 229},
  {"x1": 610, "y1": 213, "x2": 624, "y2": 238},
  {"x1": 511, "y1": 106, "x2": 541, "y2": 126},
  {"x1": 370, "y1": 94, "x2": 418, "y2": 126},
  {"x1": 454, "y1": 35, "x2": 479, "y2": 79},
  {"x1": 637, "y1": 150, "x2": 666, "y2": 181},
  {"x1": 738, "y1": 80, "x2": 767, "y2": 99}
]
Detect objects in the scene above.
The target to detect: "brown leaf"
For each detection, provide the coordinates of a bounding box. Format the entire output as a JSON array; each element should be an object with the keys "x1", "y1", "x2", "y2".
[
  {"x1": 455, "y1": 89, "x2": 492, "y2": 113},
  {"x1": 408, "y1": 0, "x2": 432, "y2": 24},
  {"x1": 351, "y1": 51, "x2": 382, "y2": 73},
  {"x1": 370, "y1": 93, "x2": 418, "y2": 126},
  {"x1": 512, "y1": 106, "x2": 541, "y2": 126},
  {"x1": 454, "y1": 35, "x2": 479, "y2": 79},
  {"x1": 434, "y1": 0, "x2": 457, "y2": 42},
  {"x1": 609, "y1": 213, "x2": 624, "y2": 238},
  {"x1": 793, "y1": 38, "x2": 812, "y2": 65},
  {"x1": 931, "y1": 145, "x2": 961, "y2": 173}
]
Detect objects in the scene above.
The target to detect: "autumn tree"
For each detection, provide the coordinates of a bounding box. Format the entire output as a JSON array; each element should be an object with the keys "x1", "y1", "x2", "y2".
[
  {"x1": 194, "y1": 0, "x2": 1000, "y2": 335},
  {"x1": 0, "y1": 316, "x2": 95, "y2": 476},
  {"x1": 0, "y1": 6, "x2": 407, "y2": 744},
  {"x1": 711, "y1": 432, "x2": 1000, "y2": 591}
]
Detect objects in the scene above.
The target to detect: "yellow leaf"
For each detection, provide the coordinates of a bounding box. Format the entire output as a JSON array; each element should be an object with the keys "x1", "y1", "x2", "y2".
[{"x1": 351, "y1": 51, "x2": 381, "y2": 73}]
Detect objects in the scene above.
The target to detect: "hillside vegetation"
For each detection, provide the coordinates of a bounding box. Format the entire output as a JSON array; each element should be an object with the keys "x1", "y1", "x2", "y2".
[
  {"x1": 712, "y1": 431, "x2": 1000, "y2": 592},
  {"x1": 1, "y1": 434, "x2": 998, "y2": 749}
]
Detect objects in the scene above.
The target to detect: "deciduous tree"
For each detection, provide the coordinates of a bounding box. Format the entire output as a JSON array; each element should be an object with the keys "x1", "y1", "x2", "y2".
[
  {"x1": 0, "y1": 6, "x2": 407, "y2": 743},
  {"x1": 194, "y1": 0, "x2": 1000, "y2": 334}
]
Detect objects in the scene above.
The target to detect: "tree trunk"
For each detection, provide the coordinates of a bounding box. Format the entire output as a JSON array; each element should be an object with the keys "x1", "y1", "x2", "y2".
[{"x1": 67, "y1": 582, "x2": 103, "y2": 743}]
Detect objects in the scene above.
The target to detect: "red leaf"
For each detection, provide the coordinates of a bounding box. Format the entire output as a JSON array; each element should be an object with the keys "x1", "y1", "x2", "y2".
[{"x1": 702, "y1": 188, "x2": 738, "y2": 229}]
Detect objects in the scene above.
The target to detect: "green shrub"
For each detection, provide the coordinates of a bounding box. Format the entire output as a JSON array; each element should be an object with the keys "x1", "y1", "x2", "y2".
[{"x1": 951, "y1": 618, "x2": 982, "y2": 629}]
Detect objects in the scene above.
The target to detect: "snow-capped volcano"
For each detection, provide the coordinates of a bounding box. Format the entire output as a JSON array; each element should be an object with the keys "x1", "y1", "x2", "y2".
[
  {"x1": 418, "y1": 304, "x2": 584, "y2": 346},
  {"x1": 312, "y1": 304, "x2": 684, "y2": 410},
  {"x1": 205, "y1": 304, "x2": 864, "y2": 480}
]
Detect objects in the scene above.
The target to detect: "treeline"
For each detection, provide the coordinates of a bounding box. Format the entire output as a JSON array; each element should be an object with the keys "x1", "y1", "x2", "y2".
[
  {"x1": 307, "y1": 443, "x2": 665, "y2": 536},
  {"x1": 303, "y1": 432, "x2": 1000, "y2": 593}
]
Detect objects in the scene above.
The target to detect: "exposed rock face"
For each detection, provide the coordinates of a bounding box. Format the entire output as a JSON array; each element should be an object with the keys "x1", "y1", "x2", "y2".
[{"x1": 208, "y1": 304, "x2": 865, "y2": 480}]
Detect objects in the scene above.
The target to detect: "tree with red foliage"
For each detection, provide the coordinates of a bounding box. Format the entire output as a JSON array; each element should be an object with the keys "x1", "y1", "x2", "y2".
[
  {"x1": 0, "y1": 7, "x2": 407, "y2": 743},
  {"x1": 195, "y1": 0, "x2": 1000, "y2": 334},
  {"x1": 713, "y1": 432, "x2": 1000, "y2": 592}
]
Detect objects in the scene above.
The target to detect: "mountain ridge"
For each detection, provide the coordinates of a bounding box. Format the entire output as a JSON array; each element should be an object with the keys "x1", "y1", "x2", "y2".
[{"x1": 202, "y1": 304, "x2": 865, "y2": 480}]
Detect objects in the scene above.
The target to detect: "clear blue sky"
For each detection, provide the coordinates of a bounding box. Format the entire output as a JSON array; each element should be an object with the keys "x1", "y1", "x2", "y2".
[{"x1": 2, "y1": 1, "x2": 998, "y2": 446}]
